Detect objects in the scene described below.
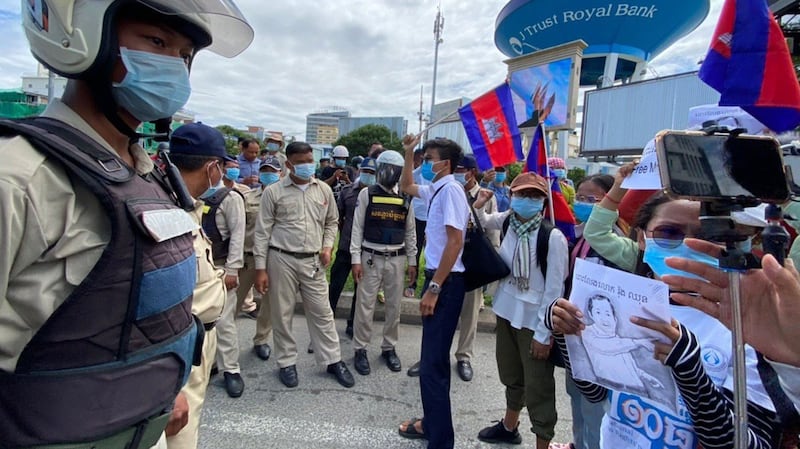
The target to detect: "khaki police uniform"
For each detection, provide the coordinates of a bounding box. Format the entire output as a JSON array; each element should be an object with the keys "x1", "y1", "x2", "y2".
[
  {"x1": 242, "y1": 186, "x2": 275, "y2": 345},
  {"x1": 0, "y1": 100, "x2": 195, "y2": 448},
  {"x1": 253, "y1": 176, "x2": 341, "y2": 368},
  {"x1": 211, "y1": 190, "x2": 246, "y2": 374},
  {"x1": 455, "y1": 182, "x2": 498, "y2": 364},
  {"x1": 350, "y1": 185, "x2": 416, "y2": 351},
  {"x1": 166, "y1": 202, "x2": 226, "y2": 449}
]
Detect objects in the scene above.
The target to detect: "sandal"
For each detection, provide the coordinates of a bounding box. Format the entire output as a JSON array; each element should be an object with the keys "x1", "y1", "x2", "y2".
[
  {"x1": 548, "y1": 443, "x2": 575, "y2": 449},
  {"x1": 404, "y1": 287, "x2": 416, "y2": 298},
  {"x1": 398, "y1": 418, "x2": 426, "y2": 440}
]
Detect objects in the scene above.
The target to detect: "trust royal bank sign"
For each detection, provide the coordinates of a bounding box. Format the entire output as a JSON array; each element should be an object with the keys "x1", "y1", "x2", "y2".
[{"x1": 494, "y1": 0, "x2": 709, "y2": 61}]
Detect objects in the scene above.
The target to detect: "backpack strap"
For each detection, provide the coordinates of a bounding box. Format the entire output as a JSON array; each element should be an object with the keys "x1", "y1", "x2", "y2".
[{"x1": 536, "y1": 220, "x2": 554, "y2": 276}]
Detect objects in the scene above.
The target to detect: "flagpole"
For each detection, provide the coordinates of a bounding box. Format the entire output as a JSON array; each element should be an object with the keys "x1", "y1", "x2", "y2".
[
  {"x1": 416, "y1": 109, "x2": 460, "y2": 138},
  {"x1": 540, "y1": 124, "x2": 556, "y2": 225}
]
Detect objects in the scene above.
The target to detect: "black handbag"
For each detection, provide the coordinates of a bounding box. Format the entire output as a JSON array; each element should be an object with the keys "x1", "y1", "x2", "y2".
[{"x1": 461, "y1": 195, "x2": 510, "y2": 291}]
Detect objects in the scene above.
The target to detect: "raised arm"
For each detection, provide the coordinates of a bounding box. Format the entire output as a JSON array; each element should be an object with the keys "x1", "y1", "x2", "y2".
[{"x1": 400, "y1": 134, "x2": 421, "y2": 198}]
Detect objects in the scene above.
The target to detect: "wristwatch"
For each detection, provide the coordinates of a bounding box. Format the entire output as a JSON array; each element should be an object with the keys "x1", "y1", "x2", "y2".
[{"x1": 427, "y1": 281, "x2": 442, "y2": 295}]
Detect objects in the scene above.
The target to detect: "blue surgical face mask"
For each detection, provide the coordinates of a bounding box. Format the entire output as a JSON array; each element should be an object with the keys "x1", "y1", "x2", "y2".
[
  {"x1": 510, "y1": 197, "x2": 544, "y2": 219},
  {"x1": 552, "y1": 168, "x2": 567, "y2": 179},
  {"x1": 260, "y1": 172, "x2": 280, "y2": 186},
  {"x1": 112, "y1": 47, "x2": 191, "y2": 122},
  {"x1": 225, "y1": 167, "x2": 240, "y2": 181},
  {"x1": 360, "y1": 173, "x2": 376, "y2": 186},
  {"x1": 421, "y1": 160, "x2": 438, "y2": 181},
  {"x1": 200, "y1": 164, "x2": 223, "y2": 199},
  {"x1": 643, "y1": 238, "x2": 719, "y2": 280},
  {"x1": 266, "y1": 142, "x2": 280, "y2": 152},
  {"x1": 495, "y1": 172, "x2": 506, "y2": 183},
  {"x1": 335, "y1": 159, "x2": 346, "y2": 168},
  {"x1": 454, "y1": 173, "x2": 468, "y2": 186},
  {"x1": 573, "y1": 201, "x2": 594, "y2": 223},
  {"x1": 292, "y1": 163, "x2": 316, "y2": 180},
  {"x1": 736, "y1": 237, "x2": 753, "y2": 253}
]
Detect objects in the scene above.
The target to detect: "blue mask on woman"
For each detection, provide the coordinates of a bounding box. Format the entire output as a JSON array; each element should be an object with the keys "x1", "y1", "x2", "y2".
[
  {"x1": 112, "y1": 47, "x2": 191, "y2": 122},
  {"x1": 421, "y1": 160, "x2": 437, "y2": 181},
  {"x1": 495, "y1": 172, "x2": 506, "y2": 183},
  {"x1": 642, "y1": 238, "x2": 718, "y2": 280},
  {"x1": 552, "y1": 168, "x2": 567, "y2": 179},
  {"x1": 225, "y1": 167, "x2": 240, "y2": 181},
  {"x1": 292, "y1": 163, "x2": 316, "y2": 180},
  {"x1": 510, "y1": 197, "x2": 544, "y2": 219},
  {"x1": 573, "y1": 201, "x2": 594, "y2": 223},
  {"x1": 260, "y1": 172, "x2": 280, "y2": 186}
]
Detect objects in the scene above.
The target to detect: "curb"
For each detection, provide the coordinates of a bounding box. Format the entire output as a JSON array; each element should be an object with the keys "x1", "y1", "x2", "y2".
[{"x1": 293, "y1": 291, "x2": 497, "y2": 333}]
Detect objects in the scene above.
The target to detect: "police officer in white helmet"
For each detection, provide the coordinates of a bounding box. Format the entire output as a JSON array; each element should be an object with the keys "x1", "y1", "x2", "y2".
[
  {"x1": 322, "y1": 145, "x2": 354, "y2": 198},
  {"x1": 350, "y1": 150, "x2": 417, "y2": 375},
  {"x1": 0, "y1": 1, "x2": 252, "y2": 448}
]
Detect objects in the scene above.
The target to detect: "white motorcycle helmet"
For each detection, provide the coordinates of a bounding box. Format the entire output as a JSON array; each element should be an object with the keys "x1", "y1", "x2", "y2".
[
  {"x1": 22, "y1": 0, "x2": 254, "y2": 78},
  {"x1": 332, "y1": 145, "x2": 349, "y2": 158},
  {"x1": 21, "y1": 0, "x2": 254, "y2": 138},
  {"x1": 376, "y1": 150, "x2": 404, "y2": 188}
]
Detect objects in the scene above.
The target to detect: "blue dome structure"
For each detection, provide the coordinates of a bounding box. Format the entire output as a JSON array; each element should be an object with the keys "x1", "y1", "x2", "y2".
[{"x1": 495, "y1": 0, "x2": 711, "y2": 85}]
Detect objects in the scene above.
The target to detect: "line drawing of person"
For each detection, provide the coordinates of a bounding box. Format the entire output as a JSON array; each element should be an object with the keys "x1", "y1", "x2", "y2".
[{"x1": 580, "y1": 294, "x2": 665, "y2": 394}]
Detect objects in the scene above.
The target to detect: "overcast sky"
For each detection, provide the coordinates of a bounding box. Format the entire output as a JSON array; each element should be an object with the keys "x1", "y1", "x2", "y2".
[{"x1": 0, "y1": 0, "x2": 723, "y2": 139}]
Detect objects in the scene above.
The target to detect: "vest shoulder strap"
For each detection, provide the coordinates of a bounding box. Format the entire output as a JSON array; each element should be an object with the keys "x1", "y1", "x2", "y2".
[
  {"x1": 202, "y1": 187, "x2": 233, "y2": 209},
  {"x1": 0, "y1": 117, "x2": 135, "y2": 185}
]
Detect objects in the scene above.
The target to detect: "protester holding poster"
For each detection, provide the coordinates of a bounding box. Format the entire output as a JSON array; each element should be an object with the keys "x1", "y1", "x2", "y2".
[
  {"x1": 548, "y1": 174, "x2": 780, "y2": 448},
  {"x1": 470, "y1": 173, "x2": 569, "y2": 449}
]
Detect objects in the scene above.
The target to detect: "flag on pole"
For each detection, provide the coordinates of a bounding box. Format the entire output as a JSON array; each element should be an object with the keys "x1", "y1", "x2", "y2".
[
  {"x1": 699, "y1": 0, "x2": 800, "y2": 132},
  {"x1": 459, "y1": 83, "x2": 524, "y2": 171},
  {"x1": 524, "y1": 123, "x2": 576, "y2": 241}
]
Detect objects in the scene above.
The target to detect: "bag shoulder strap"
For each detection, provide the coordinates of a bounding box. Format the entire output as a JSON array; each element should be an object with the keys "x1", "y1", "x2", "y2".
[
  {"x1": 536, "y1": 220, "x2": 554, "y2": 275},
  {"x1": 427, "y1": 183, "x2": 448, "y2": 215}
]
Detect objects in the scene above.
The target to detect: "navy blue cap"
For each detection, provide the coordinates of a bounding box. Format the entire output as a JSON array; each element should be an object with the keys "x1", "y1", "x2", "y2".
[
  {"x1": 457, "y1": 154, "x2": 477, "y2": 170},
  {"x1": 169, "y1": 122, "x2": 234, "y2": 161},
  {"x1": 360, "y1": 157, "x2": 377, "y2": 172}
]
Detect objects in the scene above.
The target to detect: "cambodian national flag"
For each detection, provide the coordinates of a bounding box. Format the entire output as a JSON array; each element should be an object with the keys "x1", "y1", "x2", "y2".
[
  {"x1": 459, "y1": 83, "x2": 524, "y2": 171},
  {"x1": 699, "y1": 0, "x2": 800, "y2": 133},
  {"x1": 525, "y1": 123, "x2": 576, "y2": 242}
]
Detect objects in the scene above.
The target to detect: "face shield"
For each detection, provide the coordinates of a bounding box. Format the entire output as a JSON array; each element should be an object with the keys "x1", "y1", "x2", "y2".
[
  {"x1": 137, "y1": 0, "x2": 254, "y2": 57},
  {"x1": 377, "y1": 163, "x2": 402, "y2": 188}
]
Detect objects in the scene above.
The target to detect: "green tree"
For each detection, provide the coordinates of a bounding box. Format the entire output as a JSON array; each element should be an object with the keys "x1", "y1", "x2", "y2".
[
  {"x1": 332, "y1": 124, "x2": 403, "y2": 157},
  {"x1": 215, "y1": 125, "x2": 251, "y2": 156},
  {"x1": 567, "y1": 167, "x2": 586, "y2": 186}
]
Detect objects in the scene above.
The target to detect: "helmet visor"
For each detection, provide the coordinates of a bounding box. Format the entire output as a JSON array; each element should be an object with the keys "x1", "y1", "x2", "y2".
[
  {"x1": 137, "y1": 0, "x2": 254, "y2": 57},
  {"x1": 377, "y1": 164, "x2": 402, "y2": 188}
]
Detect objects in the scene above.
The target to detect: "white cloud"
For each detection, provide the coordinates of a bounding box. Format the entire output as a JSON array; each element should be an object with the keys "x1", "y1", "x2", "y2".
[{"x1": 0, "y1": 0, "x2": 724, "y2": 139}]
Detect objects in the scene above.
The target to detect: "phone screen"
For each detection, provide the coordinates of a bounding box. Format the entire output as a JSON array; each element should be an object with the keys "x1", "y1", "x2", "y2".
[{"x1": 660, "y1": 133, "x2": 789, "y2": 202}]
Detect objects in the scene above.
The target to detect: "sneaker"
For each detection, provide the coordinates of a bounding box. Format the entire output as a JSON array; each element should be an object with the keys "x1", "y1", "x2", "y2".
[{"x1": 477, "y1": 420, "x2": 522, "y2": 445}]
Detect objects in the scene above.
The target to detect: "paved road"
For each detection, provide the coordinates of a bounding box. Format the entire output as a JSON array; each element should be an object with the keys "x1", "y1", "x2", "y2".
[{"x1": 199, "y1": 313, "x2": 574, "y2": 448}]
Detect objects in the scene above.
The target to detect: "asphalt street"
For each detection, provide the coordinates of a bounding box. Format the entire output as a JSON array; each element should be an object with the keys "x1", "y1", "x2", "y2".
[{"x1": 198, "y1": 304, "x2": 574, "y2": 449}]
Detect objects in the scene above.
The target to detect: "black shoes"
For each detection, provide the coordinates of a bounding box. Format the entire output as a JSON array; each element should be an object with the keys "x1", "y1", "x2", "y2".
[
  {"x1": 327, "y1": 361, "x2": 355, "y2": 388},
  {"x1": 253, "y1": 344, "x2": 271, "y2": 361},
  {"x1": 279, "y1": 365, "x2": 299, "y2": 388},
  {"x1": 407, "y1": 360, "x2": 421, "y2": 377},
  {"x1": 354, "y1": 349, "x2": 371, "y2": 375},
  {"x1": 381, "y1": 349, "x2": 402, "y2": 372},
  {"x1": 345, "y1": 322, "x2": 354, "y2": 339},
  {"x1": 307, "y1": 342, "x2": 314, "y2": 354},
  {"x1": 457, "y1": 360, "x2": 473, "y2": 381},
  {"x1": 223, "y1": 372, "x2": 244, "y2": 398},
  {"x1": 477, "y1": 420, "x2": 522, "y2": 445}
]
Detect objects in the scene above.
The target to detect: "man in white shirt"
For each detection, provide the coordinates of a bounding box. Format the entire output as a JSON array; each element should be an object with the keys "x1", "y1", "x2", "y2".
[{"x1": 397, "y1": 135, "x2": 470, "y2": 449}]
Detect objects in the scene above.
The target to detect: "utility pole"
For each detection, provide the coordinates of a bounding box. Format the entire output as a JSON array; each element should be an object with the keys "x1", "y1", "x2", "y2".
[
  {"x1": 429, "y1": 2, "x2": 444, "y2": 139},
  {"x1": 417, "y1": 85, "x2": 425, "y2": 136}
]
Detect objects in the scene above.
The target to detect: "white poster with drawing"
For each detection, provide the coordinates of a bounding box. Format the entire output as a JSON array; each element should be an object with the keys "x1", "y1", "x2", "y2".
[
  {"x1": 565, "y1": 259, "x2": 679, "y2": 411},
  {"x1": 621, "y1": 138, "x2": 662, "y2": 190}
]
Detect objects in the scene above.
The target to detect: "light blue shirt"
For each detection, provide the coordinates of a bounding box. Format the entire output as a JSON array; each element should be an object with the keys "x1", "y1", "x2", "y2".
[
  {"x1": 236, "y1": 154, "x2": 262, "y2": 188},
  {"x1": 411, "y1": 166, "x2": 430, "y2": 221}
]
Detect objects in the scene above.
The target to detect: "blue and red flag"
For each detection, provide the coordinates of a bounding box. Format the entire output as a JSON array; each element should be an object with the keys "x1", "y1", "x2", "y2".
[
  {"x1": 525, "y1": 123, "x2": 576, "y2": 241},
  {"x1": 699, "y1": 0, "x2": 800, "y2": 132},
  {"x1": 459, "y1": 83, "x2": 524, "y2": 171}
]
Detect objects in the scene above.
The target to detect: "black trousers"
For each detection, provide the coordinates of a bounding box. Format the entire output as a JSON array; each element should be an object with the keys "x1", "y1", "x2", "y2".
[{"x1": 328, "y1": 248, "x2": 357, "y2": 325}]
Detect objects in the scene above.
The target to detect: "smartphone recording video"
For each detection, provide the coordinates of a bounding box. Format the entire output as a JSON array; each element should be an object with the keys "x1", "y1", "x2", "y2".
[{"x1": 656, "y1": 131, "x2": 790, "y2": 203}]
